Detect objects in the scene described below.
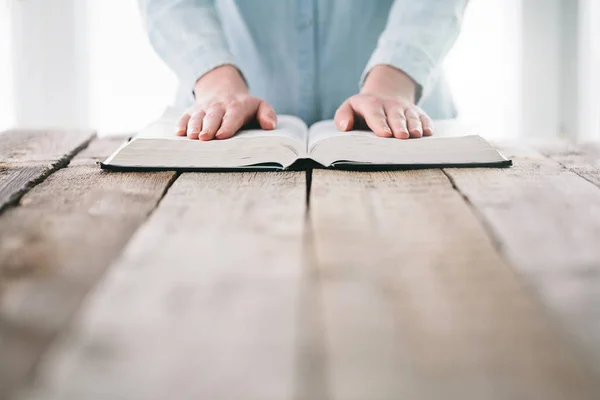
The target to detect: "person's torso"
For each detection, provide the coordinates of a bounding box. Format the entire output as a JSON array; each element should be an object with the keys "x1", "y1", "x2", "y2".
[{"x1": 175, "y1": 0, "x2": 457, "y2": 124}]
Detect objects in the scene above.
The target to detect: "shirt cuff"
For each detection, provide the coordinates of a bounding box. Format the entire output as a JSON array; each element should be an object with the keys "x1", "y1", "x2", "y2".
[{"x1": 360, "y1": 42, "x2": 437, "y2": 103}]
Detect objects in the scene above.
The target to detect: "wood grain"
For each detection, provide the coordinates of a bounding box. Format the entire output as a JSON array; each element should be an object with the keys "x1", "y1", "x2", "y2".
[
  {"x1": 14, "y1": 172, "x2": 307, "y2": 400},
  {"x1": 537, "y1": 141, "x2": 600, "y2": 187},
  {"x1": 4, "y1": 132, "x2": 600, "y2": 400},
  {"x1": 68, "y1": 135, "x2": 129, "y2": 166},
  {"x1": 0, "y1": 138, "x2": 176, "y2": 400},
  {"x1": 444, "y1": 144, "x2": 600, "y2": 374},
  {"x1": 309, "y1": 169, "x2": 600, "y2": 400},
  {"x1": 0, "y1": 129, "x2": 95, "y2": 212},
  {"x1": 0, "y1": 129, "x2": 95, "y2": 164},
  {"x1": 0, "y1": 166, "x2": 49, "y2": 213}
]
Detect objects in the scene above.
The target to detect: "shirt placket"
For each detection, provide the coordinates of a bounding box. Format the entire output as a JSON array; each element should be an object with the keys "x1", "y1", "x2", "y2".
[{"x1": 296, "y1": 0, "x2": 317, "y2": 124}]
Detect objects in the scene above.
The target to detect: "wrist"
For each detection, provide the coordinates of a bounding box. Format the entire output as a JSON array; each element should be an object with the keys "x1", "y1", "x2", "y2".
[
  {"x1": 361, "y1": 64, "x2": 417, "y2": 103},
  {"x1": 194, "y1": 64, "x2": 248, "y2": 98}
]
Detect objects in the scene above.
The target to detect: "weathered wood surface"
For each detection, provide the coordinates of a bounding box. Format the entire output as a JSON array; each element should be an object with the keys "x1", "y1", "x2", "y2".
[
  {"x1": 2, "y1": 130, "x2": 600, "y2": 400},
  {"x1": 309, "y1": 169, "x2": 600, "y2": 400},
  {"x1": 537, "y1": 141, "x2": 600, "y2": 187},
  {"x1": 0, "y1": 130, "x2": 95, "y2": 212},
  {"x1": 444, "y1": 144, "x2": 600, "y2": 374},
  {"x1": 13, "y1": 172, "x2": 307, "y2": 400},
  {"x1": 0, "y1": 137, "x2": 176, "y2": 400}
]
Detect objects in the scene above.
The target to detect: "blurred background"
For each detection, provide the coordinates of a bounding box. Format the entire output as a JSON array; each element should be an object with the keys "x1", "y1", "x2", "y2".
[{"x1": 0, "y1": 0, "x2": 599, "y2": 141}]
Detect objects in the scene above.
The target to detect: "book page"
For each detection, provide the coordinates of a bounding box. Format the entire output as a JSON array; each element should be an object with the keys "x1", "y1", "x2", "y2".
[
  {"x1": 307, "y1": 119, "x2": 346, "y2": 149},
  {"x1": 308, "y1": 120, "x2": 509, "y2": 168},
  {"x1": 307, "y1": 119, "x2": 482, "y2": 149},
  {"x1": 141, "y1": 107, "x2": 308, "y2": 149},
  {"x1": 103, "y1": 109, "x2": 309, "y2": 170}
]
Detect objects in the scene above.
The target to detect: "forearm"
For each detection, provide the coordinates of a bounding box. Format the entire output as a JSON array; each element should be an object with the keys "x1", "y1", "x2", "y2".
[{"x1": 361, "y1": 0, "x2": 467, "y2": 101}]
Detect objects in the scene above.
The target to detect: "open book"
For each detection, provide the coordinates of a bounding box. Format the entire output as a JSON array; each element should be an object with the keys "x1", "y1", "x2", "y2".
[{"x1": 101, "y1": 110, "x2": 511, "y2": 171}]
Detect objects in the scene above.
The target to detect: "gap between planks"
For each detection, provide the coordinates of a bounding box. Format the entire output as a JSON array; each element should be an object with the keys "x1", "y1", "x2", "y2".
[
  {"x1": 537, "y1": 141, "x2": 600, "y2": 188},
  {"x1": 0, "y1": 137, "x2": 178, "y2": 400},
  {"x1": 15, "y1": 165, "x2": 600, "y2": 400},
  {"x1": 12, "y1": 170, "x2": 313, "y2": 400},
  {"x1": 6, "y1": 133, "x2": 600, "y2": 399},
  {"x1": 441, "y1": 164, "x2": 600, "y2": 385},
  {"x1": 443, "y1": 142, "x2": 600, "y2": 378},
  {"x1": 0, "y1": 130, "x2": 96, "y2": 214},
  {"x1": 309, "y1": 168, "x2": 600, "y2": 400}
]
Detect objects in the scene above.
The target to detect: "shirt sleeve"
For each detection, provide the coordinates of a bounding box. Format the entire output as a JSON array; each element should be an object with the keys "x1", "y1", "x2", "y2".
[
  {"x1": 360, "y1": 0, "x2": 468, "y2": 102},
  {"x1": 139, "y1": 0, "x2": 239, "y2": 95}
]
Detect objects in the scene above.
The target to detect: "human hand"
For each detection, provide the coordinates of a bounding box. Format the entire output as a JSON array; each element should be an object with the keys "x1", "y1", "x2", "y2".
[
  {"x1": 174, "y1": 65, "x2": 277, "y2": 140},
  {"x1": 334, "y1": 65, "x2": 433, "y2": 139}
]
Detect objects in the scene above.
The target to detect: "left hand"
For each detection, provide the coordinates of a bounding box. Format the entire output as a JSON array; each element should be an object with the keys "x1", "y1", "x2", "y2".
[{"x1": 334, "y1": 65, "x2": 434, "y2": 139}]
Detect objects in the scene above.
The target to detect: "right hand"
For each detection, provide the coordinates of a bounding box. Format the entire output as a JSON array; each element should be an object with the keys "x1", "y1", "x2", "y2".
[{"x1": 175, "y1": 65, "x2": 277, "y2": 140}]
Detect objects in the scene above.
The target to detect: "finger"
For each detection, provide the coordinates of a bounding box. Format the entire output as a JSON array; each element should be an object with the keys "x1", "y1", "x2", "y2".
[
  {"x1": 419, "y1": 111, "x2": 434, "y2": 136},
  {"x1": 384, "y1": 104, "x2": 409, "y2": 139},
  {"x1": 200, "y1": 105, "x2": 225, "y2": 141},
  {"x1": 175, "y1": 112, "x2": 191, "y2": 136},
  {"x1": 216, "y1": 101, "x2": 248, "y2": 139},
  {"x1": 256, "y1": 100, "x2": 277, "y2": 130},
  {"x1": 334, "y1": 101, "x2": 355, "y2": 131},
  {"x1": 405, "y1": 107, "x2": 423, "y2": 138},
  {"x1": 351, "y1": 96, "x2": 392, "y2": 138},
  {"x1": 186, "y1": 111, "x2": 205, "y2": 140}
]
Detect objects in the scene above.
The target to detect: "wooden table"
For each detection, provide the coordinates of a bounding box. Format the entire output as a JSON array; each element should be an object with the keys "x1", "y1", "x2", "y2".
[{"x1": 1, "y1": 127, "x2": 600, "y2": 400}]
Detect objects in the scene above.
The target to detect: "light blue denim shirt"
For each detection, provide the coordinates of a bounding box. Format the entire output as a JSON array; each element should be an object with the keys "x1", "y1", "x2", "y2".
[{"x1": 140, "y1": 0, "x2": 467, "y2": 125}]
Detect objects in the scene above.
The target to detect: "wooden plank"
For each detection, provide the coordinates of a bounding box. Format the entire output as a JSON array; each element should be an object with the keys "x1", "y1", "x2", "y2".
[
  {"x1": 68, "y1": 135, "x2": 129, "y2": 166},
  {"x1": 13, "y1": 172, "x2": 307, "y2": 400},
  {"x1": 0, "y1": 129, "x2": 95, "y2": 212},
  {"x1": 0, "y1": 137, "x2": 176, "y2": 400},
  {"x1": 444, "y1": 143, "x2": 600, "y2": 374},
  {"x1": 537, "y1": 141, "x2": 600, "y2": 187},
  {"x1": 0, "y1": 166, "x2": 49, "y2": 213},
  {"x1": 310, "y1": 169, "x2": 600, "y2": 400},
  {"x1": 0, "y1": 129, "x2": 94, "y2": 164}
]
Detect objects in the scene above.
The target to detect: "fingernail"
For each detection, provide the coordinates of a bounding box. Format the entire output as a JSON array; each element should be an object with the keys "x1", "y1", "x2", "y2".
[
  {"x1": 268, "y1": 118, "x2": 277, "y2": 130},
  {"x1": 199, "y1": 130, "x2": 210, "y2": 140},
  {"x1": 174, "y1": 126, "x2": 183, "y2": 134},
  {"x1": 339, "y1": 120, "x2": 348, "y2": 130},
  {"x1": 384, "y1": 126, "x2": 392, "y2": 136},
  {"x1": 215, "y1": 130, "x2": 225, "y2": 139}
]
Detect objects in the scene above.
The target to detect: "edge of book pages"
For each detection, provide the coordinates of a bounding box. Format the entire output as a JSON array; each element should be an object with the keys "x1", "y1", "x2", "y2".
[
  {"x1": 100, "y1": 160, "x2": 512, "y2": 172},
  {"x1": 100, "y1": 117, "x2": 512, "y2": 172},
  {"x1": 100, "y1": 147, "x2": 512, "y2": 172}
]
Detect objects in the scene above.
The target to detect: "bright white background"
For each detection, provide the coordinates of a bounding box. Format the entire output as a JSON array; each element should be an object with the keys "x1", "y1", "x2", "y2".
[
  {"x1": 1, "y1": 0, "x2": 599, "y2": 141},
  {"x1": 0, "y1": 0, "x2": 12, "y2": 131},
  {"x1": 444, "y1": 0, "x2": 521, "y2": 139},
  {"x1": 88, "y1": 0, "x2": 177, "y2": 134}
]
